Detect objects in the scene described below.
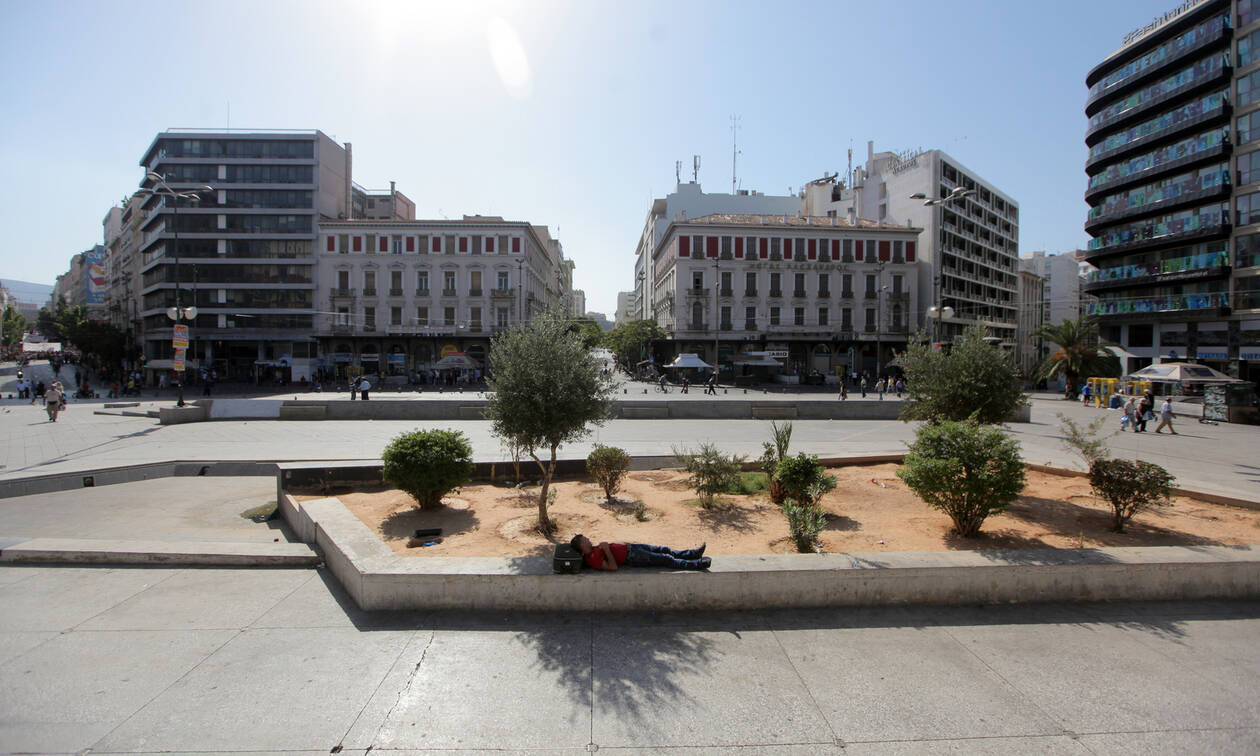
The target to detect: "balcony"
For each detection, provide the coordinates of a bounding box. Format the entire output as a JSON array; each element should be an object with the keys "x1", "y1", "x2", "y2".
[
  {"x1": 792, "y1": 289, "x2": 807, "y2": 298},
  {"x1": 1085, "y1": 251, "x2": 1230, "y2": 292},
  {"x1": 768, "y1": 288, "x2": 783, "y2": 298},
  {"x1": 744, "y1": 288, "x2": 757, "y2": 297},
  {"x1": 491, "y1": 288, "x2": 514, "y2": 298},
  {"x1": 720, "y1": 322, "x2": 733, "y2": 331},
  {"x1": 864, "y1": 323, "x2": 877, "y2": 333},
  {"x1": 363, "y1": 323, "x2": 377, "y2": 332},
  {"x1": 818, "y1": 289, "x2": 831, "y2": 298},
  {"x1": 415, "y1": 288, "x2": 430, "y2": 297},
  {"x1": 864, "y1": 291, "x2": 878, "y2": 300},
  {"x1": 685, "y1": 287, "x2": 709, "y2": 297},
  {"x1": 330, "y1": 288, "x2": 355, "y2": 298},
  {"x1": 744, "y1": 319, "x2": 757, "y2": 331},
  {"x1": 1087, "y1": 291, "x2": 1230, "y2": 318},
  {"x1": 330, "y1": 323, "x2": 353, "y2": 334},
  {"x1": 687, "y1": 321, "x2": 708, "y2": 331},
  {"x1": 719, "y1": 288, "x2": 733, "y2": 297},
  {"x1": 469, "y1": 288, "x2": 482, "y2": 297},
  {"x1": 837, "y1": 328, "x2": 855, "y2": 340},
  {"x1": 388, "y1": 288, "x2": 404, "y2": 297},
  {"x1": 442, "y1": 288, "x2": 457, "y2": 297},
  {"x1": 841, "y1": 289, "x2": 854, "y2": 299},
  {"x1": 362, "y1": 288, "x2": 377, "y2": 297}
]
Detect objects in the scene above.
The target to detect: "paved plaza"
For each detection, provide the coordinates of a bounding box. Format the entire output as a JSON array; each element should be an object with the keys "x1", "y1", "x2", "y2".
[{"x1": 2, "y1": 359, "x2": 1259, "y2": 753}]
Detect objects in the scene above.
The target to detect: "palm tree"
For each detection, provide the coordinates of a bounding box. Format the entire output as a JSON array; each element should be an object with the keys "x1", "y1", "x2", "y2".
[{"x1": 1033, "y1": 317, "x2": 1120, "y2": 399}]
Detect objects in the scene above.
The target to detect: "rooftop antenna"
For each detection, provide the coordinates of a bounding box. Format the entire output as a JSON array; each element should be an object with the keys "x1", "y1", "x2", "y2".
[
  {"x1": 692, "y1": 154, "x2": 701, "y2": 183},
  {"x1": 730, "y1": 114, "x2": 741, "y2": 194},
  {"x1": 675, "y1": 160, "x2": 681, "y2": 185},
  {"x1": 847, "y1": 144, "x2": 853, "y2": 187}
]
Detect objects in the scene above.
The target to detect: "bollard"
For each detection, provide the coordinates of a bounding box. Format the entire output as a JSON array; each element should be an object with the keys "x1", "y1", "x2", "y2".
[{"x1": 723, "y1": 389, "x2": 727, "y2": 394}]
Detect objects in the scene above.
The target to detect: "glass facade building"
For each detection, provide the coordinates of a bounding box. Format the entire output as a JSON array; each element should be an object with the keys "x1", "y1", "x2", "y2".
[{"x1": 1085, "y1": 0, "x2": 1260, "y2": 380}]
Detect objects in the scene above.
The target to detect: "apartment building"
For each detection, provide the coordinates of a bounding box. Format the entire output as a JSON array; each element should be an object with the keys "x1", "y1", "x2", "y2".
[
  {"x1": 652, "y1": 214, "x2": 920, "y2": 377},
  {"x1": 314, "y1": 216, "x2": 570, "y2": 378},
  {"x1": 1016, "y1": 269, "x2": 1047, "y2": 378},
  {"x1": 1020, "y1": 251, "x2": 1089, "y2": 331},
  {"x1": 804, "y1": 142, "x2": 1020, "y2": 344},
  {"x1": 1085, "y1": 0, "x2": 1260, "y2": 380}
]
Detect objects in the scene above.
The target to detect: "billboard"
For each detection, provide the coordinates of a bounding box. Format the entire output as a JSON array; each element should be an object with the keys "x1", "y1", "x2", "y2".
[{"x1": 85, "y1": 245, "x2": 106, "y2": 305}]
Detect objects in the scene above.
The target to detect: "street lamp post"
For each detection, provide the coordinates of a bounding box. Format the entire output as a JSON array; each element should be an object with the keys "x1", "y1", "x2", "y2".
[
  {"x1": 136, "y1": 173, "x2": 214, "y2": 407},
  {"x1": 712, "y1": 257, "x2": 720, "y2": 379}
]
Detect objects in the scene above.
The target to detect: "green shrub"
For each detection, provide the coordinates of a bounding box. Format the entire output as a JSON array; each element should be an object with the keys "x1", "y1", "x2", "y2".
[
  {"x1": 896, "y1": 418, "x2": 1026, "y2": 537},
  {"x1": 674, "y1": 443, "x2": 744, "y2": 508},
  {"x1": 382, "y1": 429, "x2": 475, "y2": 509},
  {"x1": 781, "y1": 500, "x2": 826, "y2": 552},
  {"x1": 775, "y1": 453, "x2": 837, "y2": 507},
  {"x1": 1057, "y1": 412, "x2": 1111, "y2": 469},
  {"x1": 1089, "y1": 458, "x2": 1175, "y2": 533},
  {"x1": 899, "y1": 323, "x2": 1027, "y2": 424},
  {"x1": 759, "y1": 421, "x2": 793, "y2": 504},
  {"x1": 726, "y1": 471, "x2": 769, "y2": 495},
  {"x1": 587, "y1": 445, "x2": 631, "y2": 502}
]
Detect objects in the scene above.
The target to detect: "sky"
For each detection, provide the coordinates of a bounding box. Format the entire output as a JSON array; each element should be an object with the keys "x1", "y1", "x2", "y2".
[{"x1": 0, "y1": 0, "x2": 1181, "y2": 315}]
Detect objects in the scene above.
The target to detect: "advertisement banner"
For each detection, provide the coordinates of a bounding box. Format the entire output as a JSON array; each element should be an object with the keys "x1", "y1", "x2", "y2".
[
  {"x1": 172, "y1": 325, "x2": 189, "y2": 349},
  {"x1": 173, "y1": 348, "x2": 186, "y2": 372},
  {"x1": 85, "y1": 245, "x2": 106, "y2": 305}
]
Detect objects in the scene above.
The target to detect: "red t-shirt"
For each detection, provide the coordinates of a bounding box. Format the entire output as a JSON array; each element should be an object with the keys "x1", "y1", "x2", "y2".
[{"x1": 584, "y1": 542, "x2": 628, "y2": 569}]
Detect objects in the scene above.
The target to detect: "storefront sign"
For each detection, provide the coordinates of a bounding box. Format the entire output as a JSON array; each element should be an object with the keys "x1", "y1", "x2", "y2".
[
  {"x1": 441, "y1": 344, "x2": 459, "y2": 357},
  {"x1": 1241, "y1": 352, "x2": 1260, "y2": 360},
  {"x1": 765, "y1": 350, "x2": 788, "y2": 359}
]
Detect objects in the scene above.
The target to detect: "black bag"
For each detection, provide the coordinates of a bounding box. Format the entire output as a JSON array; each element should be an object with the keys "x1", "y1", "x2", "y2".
[{"x1": 553, "y1": 544, "x2": 583, "y2": 574}]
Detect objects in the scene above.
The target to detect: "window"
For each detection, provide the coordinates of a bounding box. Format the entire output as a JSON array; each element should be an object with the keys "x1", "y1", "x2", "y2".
[
  {"x1": 416, "y1": 271, "x2": 429, "y2": 292},
  {"x1": 842, "y1": 307, "x2": 852, "y2": 328},
  {"x1": 744, "y1": 306, "x2": 756, "y2": 328},
  {"x1": 893, "y1": 274, "x2": 904, "y2": 295},
  {"x1": 720, "y1": 305, "x2": 731, "y2": 326},
  {"x1": 431, "y1": 236, "x2": 442, "y2": 253},
  {"x1": 770, "y1": 272, "x2": 781, "y2": 294},
  {"x1": 691, "y1": 302, "x2": 703, "y2": 326},
  {"x1": 745, "y1": 271, "x2": 756, "y2": 294},
  {"x1": 497, "y1": 271, "x2": 510, "y2": 290},
  {"x1": 496, "y1": 307, "x2": 509, "y2": 327},
  {"x1": 470, "y1": 270, "x2": 482, "y2": 294},
  {"x1": 470, "y1": 306, "x2": 482, "y2": 327},
  {"x1": 485, "y1": 236, "x2": 495, "y2": 253},
  {"x1": 364, "y1": 306, "x2": 376, "y2": 330},
  {"x1": 865, "y1": 307, "x2": 876, "y2": 330},
  {"x1": 720, "y1": 271, "x2": 732, "y2": 293},
  {"x1": 352, "y1": 236, "x2": 362, "y2": 253},
  {"x1": 1242, "y1": 70, "x2": 1260, "y2": 109},
  {"x1": 390, "y1": 307, "x2": 402, "y2": 326},
  {"x1": 819, "y1": 273, "x2": 830, "y2": 296},
  {"x1": 443, "y1": 307, "x2": 455, "y2": 326},
  {"x1": 336, "y1": 307, "x2": 349, "y2": 325},
  {"x1": 692, "y1": 271, "x2": 704, "y2": 290},
  {"x1": 390, "y1": 270, "x2": 403, "y2": 294},
  {"x1": 819, "y1": 307, "x2": 829, "y2": 326},
  {"x1": 770, "y1": 238, "x2": 781, "y2": 258},
  {"x1": 794, "y1": 307, "x2": 805, "y2": 326},
  {"x1": 416, "y1": 306, "x2": 428, "y2": 326},
  {"x1": 363, "y1": 270, "x2": 376, "y2": 293},
  {"x1": 1239, "y1": 192, "x2": 1260, "y2": 226},
  {"x1": 391, "y1": 237, "x2": 402, "y2": 254},
  {"x1": 379, "y1": 235, "x2": 388, "y2": 253},
  {"x1": 893, "y1": 240, "x2": 904, "y2": 262},
  {"x1": 406, "y1": 236, "x2": 415, "y2": 253},
  {"x1": 842, "y1": 274, "x2": 853, "y2": 296},
  {"x1": 443, "y1": 271, "x2": 457, "y2": 292},
  {"x1": 1239, "y1": 110, "x2": 1260, "y2": 146},
  {"x1": 794, "y1": 239, "x2": 805, "y2": 260},
  {"x1": 678, "y1": 236, "x2": 690, "y2": 257},
  {"x1": 1241, "y1": 150, "x2": 1260, "y2": 186},
  {"x1": 808, "y1": 238, "x2": 817, "y2": 260},
  {"x1": 770, "y1": 307, "x2": 780, "y2": 326},
  {"x1": 794, "y1": 273, "x2": 806, "y2": 295},
  {"x1": 512, "y1": 237, "x2": 521, "y2": 253},
  {"x1": 1243, "y1": 0, "x2": 1259, "y2": 29},
  {"x1": 326, "y1": 236, "x2": 335, "y2": 253},
  {"x1": 842, "y1": 239, "x2": 854, "y2": 262},
  {"x1": 337, "y1": 270, "x2": 350, "y2": 289},
  {"x1": 865, "y1": 274, "x2": 876, "y2": 297},
  {"x1": 471, "y1": 236, "x2": 482, "y2": 255},
  {"x1": 721, "y1": 236, "x2": 732, "y2": 258},
  {"x1": 458, "y1": 237, "x2": 468, "y2": 253}
]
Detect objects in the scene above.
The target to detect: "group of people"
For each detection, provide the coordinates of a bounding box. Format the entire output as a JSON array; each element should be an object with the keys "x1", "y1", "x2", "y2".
[
  {"x1": 839, "y1": 373, "x2": 904, "y2": 401},
  {"x1": 348, "y1": 374, "x2": 373, "y2": 400},
  {"x1": 1121, "y1": 391, "x2": 1178, "y2": 434}
]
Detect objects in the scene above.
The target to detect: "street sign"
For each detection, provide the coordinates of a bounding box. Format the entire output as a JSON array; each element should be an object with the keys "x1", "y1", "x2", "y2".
[
  {"x1": 172, "y1": 325, "x2": 189, "y2": 349},
  {"x1": 173, "y1": 348, "x2": 186, "y2": 372}
]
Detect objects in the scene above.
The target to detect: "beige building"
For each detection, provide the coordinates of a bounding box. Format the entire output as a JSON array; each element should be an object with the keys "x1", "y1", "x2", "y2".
[
  {"x1": 1016, "y1": 269, "x2": 1046, "y2": 379},
  {"x1": 315, "y1": 216, "x2": 572, "y2": 379},
  {"x1": 651, "y1": 213, "x2": 920, "y2": 377}
]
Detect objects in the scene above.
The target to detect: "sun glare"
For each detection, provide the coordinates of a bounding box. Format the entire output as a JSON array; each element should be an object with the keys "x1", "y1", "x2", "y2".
[{"x1": 487, "y1": 16, "x2": 531, "y2": 99}]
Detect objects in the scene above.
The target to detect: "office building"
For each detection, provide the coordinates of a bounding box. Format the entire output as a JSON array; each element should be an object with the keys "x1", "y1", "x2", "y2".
[{"x1": 1085, "y1": 0, "x2": 1260, "y2": 379}]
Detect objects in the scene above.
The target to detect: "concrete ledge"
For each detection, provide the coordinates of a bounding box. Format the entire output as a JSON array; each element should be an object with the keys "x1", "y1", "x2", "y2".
[
  {"x1": 158, "y1": 405, "x2": 210, "y2": 424},
  {"x1": 457, "y1": 405, "x2": 485, "y2": 420},
  {"x1": 282, "y1": 488, "x2": 1260, "y2": 611},
  {"x1": 622, "y1": 405, "x2": 669, "y2": 419},
  {"x1": 279, "y1": 405, "x2": 326, "y2": 420},
  {"x1": 751, "y1": 404, "x2": 798, "y2": 419},
  {"x1": 0, "y1": 537, "x2": 320, "y2": 567}
]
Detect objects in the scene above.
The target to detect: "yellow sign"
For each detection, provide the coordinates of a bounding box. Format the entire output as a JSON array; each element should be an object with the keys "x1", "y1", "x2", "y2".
[
  {"x1": 440, "y1": 344, "x2": 458, "y2": 358},
  {"x1": 172, "y1": 325, "x2": 189, "y2": 349},
  {"x1": 173, "y1": 348, "x2": 186, "y2": 372}
]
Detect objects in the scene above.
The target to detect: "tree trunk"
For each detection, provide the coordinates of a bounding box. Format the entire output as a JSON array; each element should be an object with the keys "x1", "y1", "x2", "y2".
[{"x1": 530, "y1": 445, "x2": 559, "y2": 536}]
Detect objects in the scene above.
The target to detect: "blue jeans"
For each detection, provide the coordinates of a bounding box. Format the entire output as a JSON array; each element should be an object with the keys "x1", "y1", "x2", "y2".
[{"x1": 626, "y1": 543, "x2": 705, "y2": 569}]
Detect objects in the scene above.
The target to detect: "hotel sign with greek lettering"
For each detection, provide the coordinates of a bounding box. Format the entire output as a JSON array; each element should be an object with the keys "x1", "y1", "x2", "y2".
[{"x1": 1123, "y1": 0, "x2": 1208, "y2": 47}]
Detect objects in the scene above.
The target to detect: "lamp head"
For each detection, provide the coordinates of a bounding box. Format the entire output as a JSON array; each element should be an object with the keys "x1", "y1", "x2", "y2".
[{"x1": 183, "y1": 306, "x2": 197, "y2": 320}]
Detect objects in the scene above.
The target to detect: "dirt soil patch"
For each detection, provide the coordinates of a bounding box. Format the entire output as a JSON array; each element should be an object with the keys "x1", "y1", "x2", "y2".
[{"x1": 306, "y1": 464, "x2": 1260, "y2": 558}]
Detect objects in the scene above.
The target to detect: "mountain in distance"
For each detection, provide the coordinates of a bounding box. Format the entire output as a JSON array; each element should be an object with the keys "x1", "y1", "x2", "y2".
[{"x1": 0, "y1": 279, "x2": 54, "y2": 307}]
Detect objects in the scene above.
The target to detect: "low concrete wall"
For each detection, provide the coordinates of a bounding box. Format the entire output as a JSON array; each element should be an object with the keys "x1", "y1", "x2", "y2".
[{"x1": 282, "y1": 491, "x2": 1260, "y2": 611}]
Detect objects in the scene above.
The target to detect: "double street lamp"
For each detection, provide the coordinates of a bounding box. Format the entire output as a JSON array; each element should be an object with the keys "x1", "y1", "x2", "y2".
[{"x1": 135, "y1": 172, "x2": 214, "y2": 407}]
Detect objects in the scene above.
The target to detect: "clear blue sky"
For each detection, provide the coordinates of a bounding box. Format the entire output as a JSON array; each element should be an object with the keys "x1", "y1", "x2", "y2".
[{"x1": 0, "y1": 0, "x2": 1176, "y2": 315}]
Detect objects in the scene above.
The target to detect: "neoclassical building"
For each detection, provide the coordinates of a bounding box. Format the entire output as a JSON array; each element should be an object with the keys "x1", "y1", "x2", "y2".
[{"x1": 315, "y1": 216, "x2": 571, "y2": 378}]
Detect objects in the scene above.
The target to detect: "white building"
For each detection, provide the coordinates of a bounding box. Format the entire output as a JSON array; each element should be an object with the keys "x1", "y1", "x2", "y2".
[
  {"x1": 652, "y1": 213, "x2": 920, "y2": 377},
  {"x1": 804, "y1": 142, "x2": 1020, "y2": 343},
  {"x1": 1020, "y1": 250, "x2": 1087, "y2": 331},
  {"x1": 633, "y1": 181, "x2": 799, "y2": 323},
  {"x1": 315, "y1": 216, "x2": 571, "y2": 379},
  {"x1": 614, "y1": 291, "x2": 636, "y2": 326}
]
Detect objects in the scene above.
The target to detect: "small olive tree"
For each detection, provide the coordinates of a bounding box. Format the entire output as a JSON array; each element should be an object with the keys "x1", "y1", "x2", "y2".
[
  {"x1": 485, "y1": 309, "x2": 614, "y2": 534},
  {"x1": 759, "y1": 421, "x2": 793, "y2": 504},
  {"x1": 382, "y1": 429, "x2": 475, "y2": 509},
  {"x1": 897, "y1": 417, "x2": 1027, "y2": 537},
  {"x1": 587, "y1": 445, "x2": 631, "y2": 502},
  {"x1": 674, "y1": 443, "x2": 744, "y2": 508},
  {"x1": 1089, "y1": 459, "x2": 1176, "y2": 532},
  {"x1": 775, "y1": 453, "x2": 836, "y2": 508},
  {"x1": 900, "y1": 323, "x2": 1028, "y2": 424},
  {"x1": 1057, "y1": 412, "x2": 1112, "y2": 469}
]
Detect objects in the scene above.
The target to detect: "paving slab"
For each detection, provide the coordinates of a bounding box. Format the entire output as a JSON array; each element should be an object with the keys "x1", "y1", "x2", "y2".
[
  {"x1": 1075, "y1": 728, "x2": 1260, "y2": 754},
  {"x1": 946, "y1": 620, "x2": 1260, "y2": 733},
  {"x1": 773, "y1": 625, "x2": 1062, "y2": 743},
  {"x1": 0, "y1": 629, "x2": 56, "y2": 666},
  {"x1": 0, "y1": 565, "x2": 176, "y2": 631},
  {"x1": 842, "y1": 735, "x2": 1088, "y2": 754},
  {"x1": 592, "y1": 628, "x2": 833, "y2": 749},
  {"x1": 93, "y1": 626, "x2": 416, "y2": 753},
  {"x1": 368, "y1": 628, "x2": 593, "y2": 751},
  {"x1": 0, "y1": 536, "x2": 319, "y2": 566},
  {"x1": 0, "y1": 628, "x2": 236, "y2": 754}
]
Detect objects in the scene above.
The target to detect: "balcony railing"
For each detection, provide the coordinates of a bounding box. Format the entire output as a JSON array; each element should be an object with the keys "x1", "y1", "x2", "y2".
[
  {"x1": 720, "y1": 322, "x2": 733, "y2": 331},
  {"x1": 818, "y1": 289, "x2": 830, "y2": 298},
  {"x1": 442, "y1": 288, "x2": 457, "y2": 297},
  {"x1": 686, "y1": 287, "x2": 709, "y2": 296},
  {"x1": 364, "y1": 323, "x2": 377, "y2": 331},
  {"x1": 769, "y1": 289, "x2": 782, "y2": 298},
  {"x1": 330, "y1": 323, "x2": 352, "y2": 334},
  {"x1": 490, "y1": 288, "x2": 514, "y2": 298},
  {"x1": 415, "y1": 288, "x2": 430, "y2": 297},
  {"x1": 362, "y1": 288, "x2": 377, "y2": 297},
  {"x1": 744, "y1": 288, "x2": 757, "y2": 296},
  {"x1": 687, "y1": 321, "x2": 708, "y2": 331},
  {"x1": 1087, "y1": 250, "x2": 1228, "y2": 285},
  {"x1": 841, "y1": 289, "x2": 854, "y2": 298},
  {"x1": 1087, "y1": 291, "x2": 1229, "y2": 316},
  {"x1": 330, "y1": 288, "x2": 355, "y2": 297},
  {"x1": 388, "y1": 288, "x2": 403, "y2": 297},
  {"x1": 719, "y1": 288, "x2": 733, "y2": 297},
  {"x1": 792, "y1": 289, "x2": 807, "y2": 298},
  {"x1": 469, "y1": 288, "x2": 482, "y2": 297},
  {"x1": 744, "y1": 319, "x2": 757, "y2": 330}
]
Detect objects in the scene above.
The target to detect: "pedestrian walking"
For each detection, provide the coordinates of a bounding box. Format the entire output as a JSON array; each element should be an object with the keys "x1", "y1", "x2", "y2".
[
  {"x1": 1135, "y1": 391, "x2": 1154, "y2": 433},
  {"x1": 359, "y1": 375, "x2": 372, "y2": 401},
  {"x1": 860, "y1": 374, "x2": 868, "y2": 398},
  {"x1": 681, "y1": 376, "x2": 689, "y2": 394},
  {"x1": 44, "y1": 382, "x2": 64, "y2": 422},
  {"x1": 1081, "y1": 383, "x2": 1092, "y2": 407},
  {"x1": 705, "y1": 372, "x2": 717, "y2": 395},
  {"x1": 1122, "y1": 395, "x2": 1136, "y2": 431},
  {"x1": 349, "y1": 376, "x2": 359, "y2": 400},
  {"x1": 876, "y1": 377, "x2": 886, "y2": 400},
  {"x1": 838, "y1": 381, "x2": 847, "y2": 401},
  {"x1": 1154, "y1": 396, "x2": 1178, "y2": 434}
]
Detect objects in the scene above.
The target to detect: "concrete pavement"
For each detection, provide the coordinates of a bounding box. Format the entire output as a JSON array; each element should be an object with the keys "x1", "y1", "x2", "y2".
[{"x1": 0, "y1": 563, "x2": 1256, "y2": 754}]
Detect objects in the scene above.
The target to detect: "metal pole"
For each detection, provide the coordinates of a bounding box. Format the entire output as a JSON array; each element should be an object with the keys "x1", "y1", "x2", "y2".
[
  {"x1": 713, "y1": 257, "x2": 719, "y2": 378},
  {"x1": 172, "y1": 194, "x2": 184, "y2": 407}
]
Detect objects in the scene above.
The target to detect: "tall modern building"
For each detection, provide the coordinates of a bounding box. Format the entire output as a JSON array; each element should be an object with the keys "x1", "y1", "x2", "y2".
[
  {"x1": 134, "y1": 130, "x2": 410, "y2": 381},
  {"x1": 1085, "y1": 0, "x2": 1260, "y2": 380},
  {"x1": 804, "y1": 142, "x2": 1020, "y2": 344}
]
